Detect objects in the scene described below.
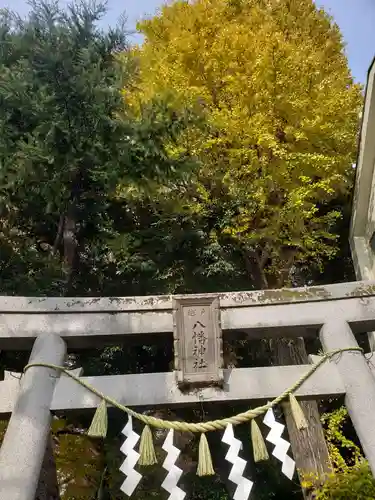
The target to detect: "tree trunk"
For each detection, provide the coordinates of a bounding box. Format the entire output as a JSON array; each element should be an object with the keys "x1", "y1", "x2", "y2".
[
  {"x1": 35, "y1": 434, "x2": 60, "y2": 500},
  {"x1": 272, "y1": 337, "x2": 332, "y2": 499},
  {"x1": 251, "y1": 259, "x2": 332, "y2": 497}
]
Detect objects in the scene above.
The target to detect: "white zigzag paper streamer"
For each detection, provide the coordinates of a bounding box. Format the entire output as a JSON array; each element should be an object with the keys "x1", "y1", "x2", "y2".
[
  {"x1": 263, "y1": 408, "x2": 296, "y2": 480},
  {"x1": 161, "y1": 429, "x2": 186, "y2": 500},
  {"x1": 120, "y1": 415, "x2": 142, "y2": 496},
  {"x1": 222, "y1": 424, "x2": 254, "y2": 500}
]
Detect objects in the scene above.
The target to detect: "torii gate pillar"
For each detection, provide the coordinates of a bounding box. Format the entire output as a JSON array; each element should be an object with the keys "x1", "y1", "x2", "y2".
[{"x1": 0, "y1": 333, "x2": 66, "y2": 500}]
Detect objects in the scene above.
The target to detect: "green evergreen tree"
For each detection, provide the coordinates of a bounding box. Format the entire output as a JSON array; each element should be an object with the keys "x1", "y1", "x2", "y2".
[
  {"x1": 0, "y1": 0, "x2": 196, "y2": 297},
  {"x1": 0, "y1": 1, "x2": 200, "y2": 498}
]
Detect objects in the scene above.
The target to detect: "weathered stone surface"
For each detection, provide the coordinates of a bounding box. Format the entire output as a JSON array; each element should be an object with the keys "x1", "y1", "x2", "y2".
[
  {"x1": 0, "y1": 333, "x2": 66, "y2": 500},
  {"x1": 2, "y1": 281, "x2": 375, "y2": 496},
  {"x1": 173, "y1": 296, "x2": 223, "y2": 386},
  {"x1": 320, "y1": 320, "x2": 375, "y2": 476},
  {"x1": 0, "y1": 362, "x2": 344, "y2": 416},
  {"x1": 1, "y1": 285, "x2": 375, "y2": 348},
  {"x1": 0, "y1": 280, "x2": 375, "y2": 312},
  {"x1": 349, "y1": 59, "x2": 375, "y2": 348}
]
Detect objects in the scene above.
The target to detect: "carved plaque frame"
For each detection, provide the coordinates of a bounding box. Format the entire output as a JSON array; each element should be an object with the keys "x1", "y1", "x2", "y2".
[{"x1": 173, "y1": 295, "x2": 224, "y2": 387}]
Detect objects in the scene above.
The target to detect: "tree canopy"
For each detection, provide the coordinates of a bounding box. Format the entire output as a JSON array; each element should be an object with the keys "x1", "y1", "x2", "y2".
[
  {"x1": 0, "y1": 0, "x2": 197, "y2": 297},
  {"x1": 128, "y1": 0, "x2": 362, "y2": 289}
]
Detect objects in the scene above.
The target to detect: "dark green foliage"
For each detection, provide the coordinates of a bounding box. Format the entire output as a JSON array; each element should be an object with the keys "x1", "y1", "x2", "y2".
[{"x1": 0, "y1": 0, "x2": 197, "y2": 297}]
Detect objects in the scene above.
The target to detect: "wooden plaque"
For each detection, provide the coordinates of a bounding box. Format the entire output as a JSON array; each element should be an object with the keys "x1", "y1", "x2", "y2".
[{"x1": 173, "y1": 296, "x2": 223, "y2": 387}]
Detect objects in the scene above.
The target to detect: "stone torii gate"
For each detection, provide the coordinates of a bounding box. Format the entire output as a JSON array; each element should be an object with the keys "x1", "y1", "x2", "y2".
[{"x1": 1, "y1": 282, "x2": 375, "y2": 499}]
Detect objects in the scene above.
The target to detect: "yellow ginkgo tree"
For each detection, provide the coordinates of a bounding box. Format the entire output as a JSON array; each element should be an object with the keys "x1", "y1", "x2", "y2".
[
  {"x1": 127, "y1": 0, "x2": 361, "y2": 287},
  {"x1": 124, "y1": 0, "x2": 362, "y2": 494}
]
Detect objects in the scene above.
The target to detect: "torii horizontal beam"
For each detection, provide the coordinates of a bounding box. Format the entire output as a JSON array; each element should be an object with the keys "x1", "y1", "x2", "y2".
[
  {"x1": 0, "y1": 280, "x2": 375, "y2": 348},
  {"x1": 0, "y1": 361, "x2": 345, "y2": 417}
]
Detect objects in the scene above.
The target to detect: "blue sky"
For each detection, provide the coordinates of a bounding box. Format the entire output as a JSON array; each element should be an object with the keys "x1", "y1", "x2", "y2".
[{"x1": 1, "y1": 0, "x2": 374, "y2": 84}]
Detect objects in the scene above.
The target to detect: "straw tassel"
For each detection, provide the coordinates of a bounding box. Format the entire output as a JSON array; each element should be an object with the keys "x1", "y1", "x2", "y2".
[
  {"x1": 138, "y1": 425, "x2": 157, "y2": 466},
  {"x1": 88, "y1": 400, "x2": 108, "y2": 438},
  {"x1": 289, "y1": 394, "x2": 308, "y2": 430},
  {"x1": 251, "y1": 419, "x2": 269, "y2": 463},
  {"x1": 197, "y1": 433, "x2": 215, "y2": 476}
]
